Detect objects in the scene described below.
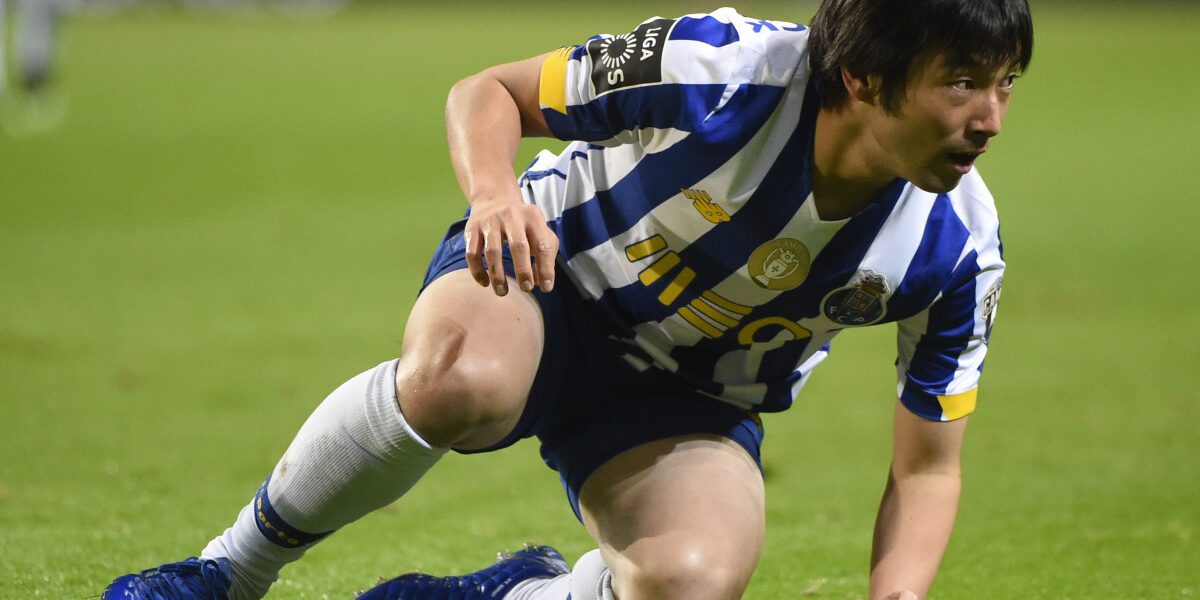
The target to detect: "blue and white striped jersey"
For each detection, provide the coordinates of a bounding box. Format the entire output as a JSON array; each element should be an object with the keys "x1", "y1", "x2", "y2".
[{"x1": 521, "y1": 8, "x2": 1004, "y2": 421}]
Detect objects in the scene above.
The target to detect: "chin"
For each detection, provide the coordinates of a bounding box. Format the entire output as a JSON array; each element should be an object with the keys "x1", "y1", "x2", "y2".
[{"x1": 909, "y1": 172, "x2": 964, "y2": 194}]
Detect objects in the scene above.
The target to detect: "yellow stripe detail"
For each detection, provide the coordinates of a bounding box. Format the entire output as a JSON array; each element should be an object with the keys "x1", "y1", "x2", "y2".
[
  {"x1": 539, "y1": 47, "x2": 571, "y2": 115},
  {"x1": 690, "y1": 299, "x2": 739, "y2": 328},
  {"x1": 658, "y1": 267, "x2": 695, "y2": 306},
  {"x1": 625, "y1": 235, "x2": 668, "y2": 261},
  {"x1": 678, "y1": 306, "x2": 723, "y2": 338},
  {"x1": 702, "y1": 291, "x2": 753, "y2": 315},
  {"x1": 937, "y1": 388, "x2": 978, "y2": 421},
  {"x1": 639, "y1": 252, "x2": 680, "y2": 286},
  {"x1": 736, "y1": 317, "x2": 811, "y2": 346}
]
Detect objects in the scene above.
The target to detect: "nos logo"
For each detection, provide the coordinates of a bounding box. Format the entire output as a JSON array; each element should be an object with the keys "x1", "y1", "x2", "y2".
[{"x1": 587, "y1": 18, "x2": 675, "y2": 95}]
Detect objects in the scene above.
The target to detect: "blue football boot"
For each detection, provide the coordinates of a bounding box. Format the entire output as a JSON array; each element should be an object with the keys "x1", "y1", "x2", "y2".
[
  {"x1": 357, "y1": 544, "x2": 569, "y2": 599},
  {"x1": 101, "y1": 557, "x2": 233, "y2": 600}
]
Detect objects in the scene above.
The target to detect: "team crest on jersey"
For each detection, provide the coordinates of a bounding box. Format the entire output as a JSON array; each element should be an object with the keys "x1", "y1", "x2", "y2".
[
  {"x1": 748, "y1": 238, "x2": 810, "y2": 291},
  {"x1": 587, "y1": 18, "x2": 675, "y2": 96},
  {"x1": 822, "y1": 270, "x2": 890, "y2": 326}
]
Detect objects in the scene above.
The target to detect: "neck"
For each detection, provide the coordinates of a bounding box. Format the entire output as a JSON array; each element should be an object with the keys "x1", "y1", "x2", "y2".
[{"x1": 811, "y1": 107, "x2": 894, "y2": 221}]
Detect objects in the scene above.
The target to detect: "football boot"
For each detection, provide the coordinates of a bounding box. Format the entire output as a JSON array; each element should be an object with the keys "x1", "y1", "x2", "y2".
[
  {"x1": 357, "y1": 544, "x2": 569, "y2": 599},
  {"x1": 101, "y1": 556, "x2": 233, "y2": 600}
]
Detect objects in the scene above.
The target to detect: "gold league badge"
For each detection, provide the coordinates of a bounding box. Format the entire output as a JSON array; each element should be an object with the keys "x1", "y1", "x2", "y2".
[{"x1": 747, "y1": 238, "x2": 811, "y2": 291}]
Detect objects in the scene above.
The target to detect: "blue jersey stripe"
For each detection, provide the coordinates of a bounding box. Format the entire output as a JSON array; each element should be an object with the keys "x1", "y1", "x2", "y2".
[
  {"x1": 666, "y1": 82, "x2": 820, "y2": 295},
  {"x1": 524, "y1": 168, "x2": 567, "y2": 182},
  {"x1": 570, "y1": 39, "x2": 597, "y2": 61},
  {"x1": 543, "y1": 82, "x2": 731, "y2": 142},
  {"x1": 556, "y1": 83, "x2": 786, "y2": 259},
  {"x1": 589, "y1": 82, "x2": 818, "y2": 325},
  {"x1": 887, "y1": 194, "x2": 972, "y2": 322},
  {"x1": 904, "y1": 251, "x2": 981, "y2": 395},
  {"x1": 669, "y1": 15, "x2": 740, "y2": 47}
]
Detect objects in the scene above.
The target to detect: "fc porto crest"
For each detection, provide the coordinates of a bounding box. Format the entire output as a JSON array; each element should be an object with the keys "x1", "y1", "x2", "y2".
[
  {"x1": 748, "y1": 238, "x2": 811, "y2": 291},
  {"x1": 822, "y1": 270, "x2": 891, "y2": 326}
]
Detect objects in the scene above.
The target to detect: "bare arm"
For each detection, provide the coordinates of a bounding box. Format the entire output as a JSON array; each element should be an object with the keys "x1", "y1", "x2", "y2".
[
  {"x1": 445, "y1": 53, "x2": 557, "y2": 296},
  {"x1": 869, "y1": 402, "x2": 968, "y2": 600}
]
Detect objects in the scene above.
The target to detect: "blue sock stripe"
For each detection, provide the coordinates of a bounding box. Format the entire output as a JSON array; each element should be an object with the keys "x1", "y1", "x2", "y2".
[{"x1": 252, "y1": 476, "x2": 334, "y2": 549}]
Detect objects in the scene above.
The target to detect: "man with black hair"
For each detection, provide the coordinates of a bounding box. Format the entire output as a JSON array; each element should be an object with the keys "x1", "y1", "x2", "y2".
[{"x1": 103, "y1": 1, "x2": 1032, "y2": 599}]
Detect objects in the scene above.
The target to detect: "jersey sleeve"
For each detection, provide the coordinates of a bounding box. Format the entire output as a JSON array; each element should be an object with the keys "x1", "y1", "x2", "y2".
[
  {"x1": 895, "y1": 237, "x2": 1005, "y2": 422},
  {"x1": 536, "y1": 7, "x2": 808, "y2": 143}
]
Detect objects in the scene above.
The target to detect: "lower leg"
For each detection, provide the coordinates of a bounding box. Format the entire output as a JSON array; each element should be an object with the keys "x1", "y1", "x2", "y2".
[
  {"x1": 580, "y1": 436, "x2": 766, "y2": 600},
  {"x1": 201, "y1": 359, "x2": 446, "y2": 599}
]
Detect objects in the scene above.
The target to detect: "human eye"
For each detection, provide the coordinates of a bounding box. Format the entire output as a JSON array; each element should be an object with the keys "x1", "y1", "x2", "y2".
[
  {"x1": 949, "y1": 79, "x2": 975, "y2": 91},
  {"x1": 1000, "y1": 73, "x2": 1019, "y2": 89}
]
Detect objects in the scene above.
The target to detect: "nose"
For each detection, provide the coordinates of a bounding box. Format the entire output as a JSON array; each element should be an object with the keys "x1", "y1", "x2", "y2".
[{"x1": 970, "y1": 92, "x2": 1004, "y2": 140}]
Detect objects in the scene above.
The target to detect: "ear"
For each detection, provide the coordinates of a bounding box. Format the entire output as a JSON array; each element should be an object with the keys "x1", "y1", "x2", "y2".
[{"x1": 840, "y1": 65, "x2": 881, "y2": 105}]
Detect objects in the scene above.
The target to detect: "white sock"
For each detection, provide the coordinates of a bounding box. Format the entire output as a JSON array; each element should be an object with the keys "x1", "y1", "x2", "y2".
[
  {"x1": 505, "y1": 549, "x2": 614, "y2": 600},
  {"x1": 201, "y1": 359, "x2": 446, "y2": 600}
]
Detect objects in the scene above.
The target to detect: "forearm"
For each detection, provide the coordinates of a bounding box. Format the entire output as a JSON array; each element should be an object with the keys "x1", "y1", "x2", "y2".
[
  {"x1": 442, "y1": 56, "x2": 557, "y2": 294},
  {"x1": 444, "y1": 55, "x2": 549, "y2": 204},
  {"x1": 445, "y1": 72, "x2": 525, "y2": 203},
  {"x1": 869, "y1": 468, "x2": 961, "y2": 599}
]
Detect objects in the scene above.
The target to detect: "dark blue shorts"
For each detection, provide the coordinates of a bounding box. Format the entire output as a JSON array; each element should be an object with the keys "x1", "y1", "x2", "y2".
[{"x1": 421, "y1": 218, "x2": 765, "y2": 518}]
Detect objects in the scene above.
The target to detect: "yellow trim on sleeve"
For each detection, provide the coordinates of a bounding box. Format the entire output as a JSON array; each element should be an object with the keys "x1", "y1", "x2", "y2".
[
  {"x1": 539, "y1": 47, "x2": 571, "y2": 115},
  {"x1": 937, "y1": 388, "x2": 978, "y2": 421}
]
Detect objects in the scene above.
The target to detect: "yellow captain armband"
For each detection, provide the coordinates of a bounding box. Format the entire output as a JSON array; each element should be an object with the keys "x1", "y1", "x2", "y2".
[
  {"x1": 936, "y1": 388, "x2": 978, "y2": 421},
  {"x1": 539, "y1": 47, "x2": 571, "y2": 115}
]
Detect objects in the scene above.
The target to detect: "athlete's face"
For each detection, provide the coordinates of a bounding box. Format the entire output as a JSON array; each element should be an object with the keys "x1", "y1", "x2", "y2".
[{"x1": 870, "y1": 52, "x2": 1019, "y2": 193}]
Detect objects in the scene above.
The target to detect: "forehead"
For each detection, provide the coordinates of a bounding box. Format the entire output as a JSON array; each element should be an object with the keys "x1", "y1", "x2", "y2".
[{"x1": 910, "y1": 51, "x2": 1018, "y2": 80}]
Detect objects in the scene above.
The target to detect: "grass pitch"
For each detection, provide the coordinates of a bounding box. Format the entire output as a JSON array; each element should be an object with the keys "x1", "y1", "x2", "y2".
[{"x1": 1, "y1": 2, "x2": 1198, "y2": 598}]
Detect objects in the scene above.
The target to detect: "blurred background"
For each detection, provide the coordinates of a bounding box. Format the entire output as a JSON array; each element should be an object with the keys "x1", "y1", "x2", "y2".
[{"x1": 1, "y1": 1, "x2": 1198, "y2": 598}]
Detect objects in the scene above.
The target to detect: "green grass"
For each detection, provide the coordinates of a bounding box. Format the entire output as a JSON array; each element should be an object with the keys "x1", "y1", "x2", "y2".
[{"x1": 2, "y1": 2, "x2": 1198, "y2": 598}]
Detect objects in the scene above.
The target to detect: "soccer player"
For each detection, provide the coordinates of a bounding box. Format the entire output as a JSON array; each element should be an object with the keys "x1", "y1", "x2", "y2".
[
  {"x1": 0, "y1": 0, "x2": 67, "y2": 133},
  {"x1": 102, "y1": 1, "x2": 1032, "y2": 599}
]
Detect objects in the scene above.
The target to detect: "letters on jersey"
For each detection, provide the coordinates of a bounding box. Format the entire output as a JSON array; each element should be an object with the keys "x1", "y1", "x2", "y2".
[{"x1": 587, "y1": 18, "x2": 675, "y2": 95}]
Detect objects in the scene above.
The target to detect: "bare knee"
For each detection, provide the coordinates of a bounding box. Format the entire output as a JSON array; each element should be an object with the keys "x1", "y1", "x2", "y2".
[
  {"x1": 394, "y1": 321, "x2": 526, "y2": 449},
  {"x1": 611, "y1": 540, "x2": 756, "y2": 600}
]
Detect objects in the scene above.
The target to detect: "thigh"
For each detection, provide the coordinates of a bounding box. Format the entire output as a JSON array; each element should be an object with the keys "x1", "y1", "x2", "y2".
[
  {"x1": 399, "y1": 269, "x2": 544, "y2": 450},
  {"x1": 578, "y1": 435, "x2": 766, "y2": 600}
]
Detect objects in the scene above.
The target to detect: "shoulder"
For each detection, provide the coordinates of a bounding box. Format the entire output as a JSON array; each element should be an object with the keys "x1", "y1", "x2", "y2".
[{"x1": 581, "y1": 7, "x2": 811, "y2": 91}]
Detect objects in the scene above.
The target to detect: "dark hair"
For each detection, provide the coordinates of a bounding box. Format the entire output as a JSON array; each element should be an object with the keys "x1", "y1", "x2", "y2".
[{"x1": 809, "y1": 0, "x2": 1033, "y2": 112}]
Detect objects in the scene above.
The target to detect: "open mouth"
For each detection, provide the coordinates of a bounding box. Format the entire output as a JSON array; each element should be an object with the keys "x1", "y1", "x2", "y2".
[
  {"x1": 947, "y1": 152, "x2": 979, "y2": 167},
  {"x1": 946, "y1": 151, "x2": 983, "y2": 173}
]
